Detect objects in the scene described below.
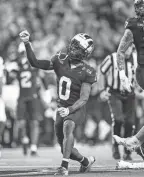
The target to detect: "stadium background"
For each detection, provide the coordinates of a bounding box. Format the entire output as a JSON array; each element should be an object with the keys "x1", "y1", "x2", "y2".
[{"x1": 0, "y1": 0, "x2": 144, "y2": 148}]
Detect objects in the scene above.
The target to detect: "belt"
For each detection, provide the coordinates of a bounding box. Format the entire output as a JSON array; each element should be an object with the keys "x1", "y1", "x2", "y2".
[{"x1": 109, "y1": 88, "x2": 135, "y2": 98}]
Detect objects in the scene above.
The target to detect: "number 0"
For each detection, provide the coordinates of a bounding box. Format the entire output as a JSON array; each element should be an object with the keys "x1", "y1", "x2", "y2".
[{"x1": 59, "y1": 76, "x2": 71, "y2": 100}]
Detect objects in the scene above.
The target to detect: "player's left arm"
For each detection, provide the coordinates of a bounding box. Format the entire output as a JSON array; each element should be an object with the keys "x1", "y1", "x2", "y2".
[
  {"x1": 68, "y1": 67, "x2": 97, "y2": 113},
  {"x1": 58, "y1": 83, "x2": 91, "y2": 117},
  {"x1": 68, "y1": 82, "x2": 91, "y2": 114}
]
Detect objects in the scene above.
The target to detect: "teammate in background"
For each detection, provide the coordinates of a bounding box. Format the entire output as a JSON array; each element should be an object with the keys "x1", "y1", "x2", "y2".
[
  {"x1": 9, "y1": 43, "x2": 42, "y2": 156},
  {"x1": 100, "y1": 45, "x2": 137, "y2": 160},
  {"x1": 19, "y1": 30, "x2": 96, "y2": 176},
  {"x1": 0, "y1": 56, "x2": 7, "y2": 157},
  {"x1": 113, "y1": 0, "x2": 144, "y2": 160}
]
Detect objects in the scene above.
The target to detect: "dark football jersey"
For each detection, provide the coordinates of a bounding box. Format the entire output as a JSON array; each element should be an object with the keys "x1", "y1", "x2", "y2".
[
  {"x1": 16, "y1": 57, "x2": 39, "y2": 98},
  {"x1": 51, "y1": 53, "x2": 97, "y2": 107},
  {"x1": 125, "y1": 17, "x2": 144, "y2": 64}
]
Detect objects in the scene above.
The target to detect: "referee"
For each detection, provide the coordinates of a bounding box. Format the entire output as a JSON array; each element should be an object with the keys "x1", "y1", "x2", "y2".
[{"x1": 99, "y1": 44, "x2": 137, "y2": 160}]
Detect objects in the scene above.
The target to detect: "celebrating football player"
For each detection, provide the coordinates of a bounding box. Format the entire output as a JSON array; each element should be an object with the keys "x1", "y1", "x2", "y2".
[
  {"x1": 113, "y1": 0, "x2": 144, "y2": 160},
  {"x1": 19, "y1": 30, "x2": 96, "y2": 175}
]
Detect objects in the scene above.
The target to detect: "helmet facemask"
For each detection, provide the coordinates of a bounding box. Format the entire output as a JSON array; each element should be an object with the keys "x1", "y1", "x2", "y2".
[{"x1": 68, "y1": 33, "x2": 94, "y2": 63}]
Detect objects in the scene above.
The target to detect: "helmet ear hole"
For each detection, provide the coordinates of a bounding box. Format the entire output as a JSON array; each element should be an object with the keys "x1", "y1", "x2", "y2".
[{"x1": 89, "y1": 41, "x2": 93, "y2": 45}]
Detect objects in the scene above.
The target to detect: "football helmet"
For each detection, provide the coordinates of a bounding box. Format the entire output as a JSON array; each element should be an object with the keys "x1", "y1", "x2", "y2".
[
  {"x1": 68, "y1": 33, "x2": 94, "y2": 62},
  {"x1": 134, "y1": 0, "x2": 144, "y2": 17}
]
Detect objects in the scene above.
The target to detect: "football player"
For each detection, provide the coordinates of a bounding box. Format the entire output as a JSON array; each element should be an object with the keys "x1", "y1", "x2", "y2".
[
  {"x1": 19, "y1": 30, "x2": 96, "y2": 175},
  {"x1": 113, "y1": 0, "x2": 144, "y2": 160},
  {"x1": 9, "y1": 43, "x2": 42, "y2": 156}
]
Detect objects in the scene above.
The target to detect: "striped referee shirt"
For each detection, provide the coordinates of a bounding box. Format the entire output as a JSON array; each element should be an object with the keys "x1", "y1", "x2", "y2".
[{"x1": 100, "y1": 52, "x2": 137, "y2": 92}]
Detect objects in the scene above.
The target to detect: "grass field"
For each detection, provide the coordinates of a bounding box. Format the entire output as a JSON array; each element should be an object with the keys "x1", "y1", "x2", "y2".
[{"x1": 0, "y1": 143, "x2": 144, "y2": 177}]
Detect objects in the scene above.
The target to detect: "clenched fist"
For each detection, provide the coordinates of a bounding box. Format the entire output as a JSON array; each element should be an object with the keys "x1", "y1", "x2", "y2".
[
  {"x1": 57, "y1": 107, "x2": 69, "y2": 117},
  {"x1": 119, "y1": 70, "x2": 132, "y2": 93},
  {"x1": 100, "y1": 89, "x2": 111, "y2": 102},
  {"x1": 19, "y1": 30, "x2": 30, "y2": 43}
]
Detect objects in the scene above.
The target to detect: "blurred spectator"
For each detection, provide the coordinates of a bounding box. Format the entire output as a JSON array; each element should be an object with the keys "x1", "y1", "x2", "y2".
[{"x1": 0, "y1": 0, "x2": 135, "y2": 61}]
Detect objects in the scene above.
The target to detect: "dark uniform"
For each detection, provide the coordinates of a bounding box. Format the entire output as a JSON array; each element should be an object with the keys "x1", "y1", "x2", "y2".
[
  {"x1": 15, "y1": 57, "x2": 41, "y2": 121},
  {"x1": 23, "y1": 34, "x2": 96, "y2": 171},
  {"x1": 53, "y1": 53, "x2": 96, "y2": 145},
  {"x1": 125, "y1": 17, "x2": 144, "y2": 90}
]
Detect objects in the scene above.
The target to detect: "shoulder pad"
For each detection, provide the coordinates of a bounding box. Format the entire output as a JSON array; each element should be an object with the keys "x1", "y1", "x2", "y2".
[
  {"x1": 125, "y1": 17, "x2": 137, "y2": 29},
  {"x1": 84, "y1": 64, "x2": 97, "y2": 84},
  {"x1": 56, "y1": 51, "x2": 67, "y2": 60}
]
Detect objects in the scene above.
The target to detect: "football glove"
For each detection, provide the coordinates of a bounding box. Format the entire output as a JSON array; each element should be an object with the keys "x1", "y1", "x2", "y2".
[
  {"x1": 100, "y1": 89, "x2": 111, "y2": 102},
  {"x1": 19, "y1": 30, "x2": 30, "y2": 43},
  {"x1": 58, "y1": 107, "x2": 69, "y2": 117},
  {"x1": 119, "y1": 70, "x2": 132, "y2": 93}
]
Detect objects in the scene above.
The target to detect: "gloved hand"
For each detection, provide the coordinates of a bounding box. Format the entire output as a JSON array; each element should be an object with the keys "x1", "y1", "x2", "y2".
[
  {"x1": 100, "y1": 89, "x2": 111, "y2": 102},
  {"x1": 19, "y1": 30, "x2": 30, "y2": 43},
  {"x1": 119, "y1": 70, "x2": 132, "y2": 92},
  {"x1": 58, "y1": 107, "x2": 69, "y2": 117}
]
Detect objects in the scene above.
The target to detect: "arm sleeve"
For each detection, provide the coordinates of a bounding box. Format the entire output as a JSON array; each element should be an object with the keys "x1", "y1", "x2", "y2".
[
  {"x1": 68, "y1": 82, "x2": 91, "y2": 114},
  {"x1": 25, "y1": 42, "x2": 52, "y2": 70},
  {"x1": 100, "y1": 55, "x2": 112, "y2": 74}
]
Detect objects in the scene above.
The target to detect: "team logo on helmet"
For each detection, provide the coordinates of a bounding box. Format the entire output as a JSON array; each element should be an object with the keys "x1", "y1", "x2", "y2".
[{"x1": 68, "y1": 33, "x2": 94, "y2": 61}]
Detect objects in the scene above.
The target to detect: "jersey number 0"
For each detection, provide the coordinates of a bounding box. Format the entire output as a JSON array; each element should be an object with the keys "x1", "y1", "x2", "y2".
[{"x1": 59, "y1": 76, "x2": 71, "y2": 100}]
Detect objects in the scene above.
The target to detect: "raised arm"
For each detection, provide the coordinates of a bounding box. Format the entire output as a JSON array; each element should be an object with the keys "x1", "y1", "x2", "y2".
[
  {"x1": 19, "y1": 30, "x2": 53, "y2": 70},
  {"x1": 116, "y1": 29, "x2": 134, "y2": 92},
  {"x1": 117, "y1": 29, "x2": 134, "y2": 71},
  {"x1": 25, "y1": 42, "x2": 53, "y2": 70}
]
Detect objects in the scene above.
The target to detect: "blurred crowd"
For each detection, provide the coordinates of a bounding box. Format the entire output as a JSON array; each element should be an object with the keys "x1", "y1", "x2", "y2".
[
  {"x1": 0, "y1": 0, "x2": 144, "y2": 148},
  {"x1": 0, "y1": 0, "x2": 134, "y2": 60}
]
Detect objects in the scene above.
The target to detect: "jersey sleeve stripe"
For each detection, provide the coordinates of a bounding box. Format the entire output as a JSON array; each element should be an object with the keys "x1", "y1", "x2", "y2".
[{"x1": 100, "y1": 55, "x2": 112, "y2": 74}]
